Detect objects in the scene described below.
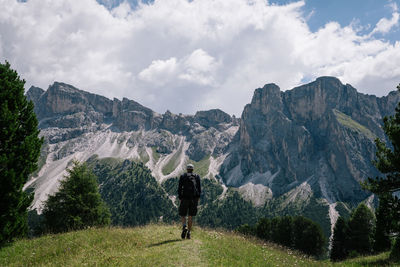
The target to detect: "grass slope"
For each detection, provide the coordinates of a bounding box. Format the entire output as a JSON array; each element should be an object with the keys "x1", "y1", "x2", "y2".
[
  {"x1": 333, "y1": 109, "x2": 375, "y2": 140},
  {"x1": 162, "y1": 146, "x2": 183, "y2": 176},
  {"x1": 1, "y1": 225, "x2": 396, "y2": 266},
  {"x1": 188, "y1": 155, "x2": 210, "y2": 178}
]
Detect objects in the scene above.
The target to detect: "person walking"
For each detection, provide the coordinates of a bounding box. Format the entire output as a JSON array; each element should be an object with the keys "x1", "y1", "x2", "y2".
[{"x1": 178, "y1": 163, "x2": 201, "y2": 239}]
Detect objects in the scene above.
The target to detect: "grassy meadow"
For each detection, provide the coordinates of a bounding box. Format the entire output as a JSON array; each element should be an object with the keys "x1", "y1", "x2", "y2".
[{"x1": 0, "y1": 224, "x2": 397, "y2": 266}]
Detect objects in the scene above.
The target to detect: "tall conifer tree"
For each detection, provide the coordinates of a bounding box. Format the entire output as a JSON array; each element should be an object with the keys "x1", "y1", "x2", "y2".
[
  {"x1": 330, "y1": 216, "x2": 349, "y2": 261},
  {"x1": 43, "y1": 161, "x2": 110, "y2": 233},
  {"x1": 364, "y1": 84, "x2": 400, "y2": 259},
  {"x1": 374, "y1": 193, "x2": 394, "y2": 252},
  {"x1": 347, "y1": 203, "x2": 375, "y2": 255},
  {"x1": 0, "y1": 62, "x2": 43, "y2": 245}
]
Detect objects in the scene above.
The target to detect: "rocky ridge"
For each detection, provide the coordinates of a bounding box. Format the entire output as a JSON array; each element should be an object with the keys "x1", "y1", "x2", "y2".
[
  {"x1": 25, "y1": 82, "x2": 239, "y2": 210},
  {"x1": 220, "y1": 77, "x2": 400, "y2": 205},
  {"x1": 25, "y1": 78, "x2": 400, "y2": 236}
]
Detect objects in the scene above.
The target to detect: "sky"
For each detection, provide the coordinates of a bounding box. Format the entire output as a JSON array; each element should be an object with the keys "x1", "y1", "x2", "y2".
[{"x1": 0, "y1": 0, "x2": 399, "y2": 116}]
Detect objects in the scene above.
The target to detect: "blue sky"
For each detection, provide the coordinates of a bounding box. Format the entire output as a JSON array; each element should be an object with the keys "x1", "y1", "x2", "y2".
[
  {"x1": 293, "y1": 0, "x2": 400, "y2": 42},
  {"x1": 1, "y1": 0, "x2": 400, "y2": 115}
]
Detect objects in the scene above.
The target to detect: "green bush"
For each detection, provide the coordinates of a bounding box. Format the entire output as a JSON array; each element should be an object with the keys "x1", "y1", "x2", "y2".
[
  {"x1": 236, "y1": 224, "x2": 256, "y2": 236},
  {"x1": 255, "y1": 216, "x2": 326, "y2": 257},
  {"x1": 390, "y1": 236, "x2": 400, "y2": 262},
  {"x1": 256, "y1": 218, "x2": 272, "y2": 240},
  {"x1": 274, "y1": 216, "x2": 293, "y2": 247}
]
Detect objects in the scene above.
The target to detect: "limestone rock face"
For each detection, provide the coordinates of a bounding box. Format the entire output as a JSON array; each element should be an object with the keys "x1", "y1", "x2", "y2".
[
  {"x1": 32, "y1": 82, "x2": 113, "y2": 118},
  {"x1": 25, "y1": 86, "x2": 44, "y2": 104},
  {"x1": 159, "y1": 110, "x2": 191, "y2": 134},
  {"x1": 111, "y1": 97, "x2": 159, "y2": 131},
  {"x1": 194, "y1": 109, "x2": 232, "y2": 128},
  {"x1": 220, "y1": 77, "x2": 400, "y2": 203},
  {"x1": 25, "y1": 77, "x2": 400, "y2": 210},
  {"x1": 25, "y1": 81, "x2": 238, "y2": 167}
]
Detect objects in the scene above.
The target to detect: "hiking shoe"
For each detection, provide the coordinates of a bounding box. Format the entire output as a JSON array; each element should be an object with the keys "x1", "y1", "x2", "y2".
[
  {"x1": 186, "y1": 231, "x2": 191, "y2": 239},
  {"x1": 181, "y1": 227, "x2": 188, "y2": 239}
]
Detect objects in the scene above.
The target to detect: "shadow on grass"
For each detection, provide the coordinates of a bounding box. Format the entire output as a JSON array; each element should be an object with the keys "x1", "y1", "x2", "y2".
[{"x1": 147, "y1": 239, "x2": 182, "y2": 248}]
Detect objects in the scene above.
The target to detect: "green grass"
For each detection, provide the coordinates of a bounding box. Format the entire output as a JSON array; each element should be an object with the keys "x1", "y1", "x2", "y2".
[
  {"x1": 138, "y1": 147, "x2": 150, "y2": 164},
  {"x1": 151, "y1": 147, "x2": 160, "y2": 163},
  {"x1": 333, "y1": 252, "x2": 396, "y2": 266},
  {"x1": 162, "y1": 146, "x2": 184, "y2": 176},
  {"x1": 189, "y1": 155, "x2": 211, "y2": 178},
  {"x1": 333, "y1": 109, "x2": 376, "y2": 140},
  {"x1": 88, "y1": 156, "x2": 123, "y2": 167},
  {"x1": 162, "y1": 154, "x2": 211, "y2": 177},
  {"x1": 1, "y1": 224, "x2": 397, "y2": 266}
]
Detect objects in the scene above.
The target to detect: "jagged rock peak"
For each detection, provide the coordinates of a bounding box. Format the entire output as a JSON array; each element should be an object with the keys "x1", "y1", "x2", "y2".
[
  {"x1": 249, "y1": 83, "x2": 282, "y2": 114},
  {"x1": 194, "y1": 109, "x2": 232, "y2": 127},
  {"x1": 48, "y1": 82, "x2": 83, "y2": 94},
  {"x1": 315, "y1": 76, "x2": 342, "y2": 84},
  {"x1": 27, "y1": 81, "x2": 240, "y2": 133},
  {"x1": 251, "y1": 83, "x2": 280, "y2": 102},
  {"x1": 45, "y1": 82, "x2": 113, "y2": 116},
  {"x1": 288, "y1": 76, "x2": 356, "y2": 101},
  {"x1": 26, "y1": 86, "x2": 45, "y2": 104}
]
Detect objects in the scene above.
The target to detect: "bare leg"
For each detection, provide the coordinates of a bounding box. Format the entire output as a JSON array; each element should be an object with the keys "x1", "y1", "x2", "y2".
[
  {"x1": 181, "y1": 216, "x2": 186, "y2": 227},
  {"x1": 188, "y1": 216, "x2": 193, "y2": 231}
]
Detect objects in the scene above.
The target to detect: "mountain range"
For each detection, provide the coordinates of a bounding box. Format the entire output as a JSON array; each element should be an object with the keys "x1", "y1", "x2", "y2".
[{"x1": 24, "y1": 76, "x2": 400, "y2": 238}]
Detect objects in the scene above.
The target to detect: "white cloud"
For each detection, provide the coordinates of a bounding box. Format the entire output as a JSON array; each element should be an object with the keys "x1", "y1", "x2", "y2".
[
  {"x1": 138, "y1": 57, "x2": 177, "y2": 85},
  {"x1": 0, "y1": 0, "x2": 400, "y2": 116},
  {"x1": 138, "y1": 49, "x2": 218, "y2": 87},
  {"x1": 371, "y1": 12, "x2": 399, "y2": 35},
  {"x1": 370, "y1": 1, "x2": 399, "y2": 35},
  {"x1": 179, "y1": 49, "x2": 219, "y2": 85},
  {"x1": 388, "y1": 1, "x2": 398, "y2": 12}
]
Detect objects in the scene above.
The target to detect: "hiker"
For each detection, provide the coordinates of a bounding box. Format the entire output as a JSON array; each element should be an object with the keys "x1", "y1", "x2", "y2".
[{"x1": 178, "y1": 163, "x2": 201, "y2": 239}]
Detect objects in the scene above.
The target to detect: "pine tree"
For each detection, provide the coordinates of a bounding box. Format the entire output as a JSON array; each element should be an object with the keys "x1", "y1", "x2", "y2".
[
  {"x1": 0, "y1": 61, "x2": 43, "y2": 245},
  {"x1": 347, "y1": 203, "x2": 375, "y2": 255},
  {"x1": 363, "y1": 83, "x2": 400, "y2": 260},
  {"x1": 42, "y1": 161, "x2": 110, "y2": 233},
  {"x1": 366, "y1": 84, "x2": 400, "y2": 196},
  {"x1": 292, "y1": 216, "x2": 326, "y2": 257},
  {"x1": 330, "y1": 216, "x2": 349, "y2": 261},
  {"x1": 374, "y1": 193, "x2": 394, "y2": 253}
]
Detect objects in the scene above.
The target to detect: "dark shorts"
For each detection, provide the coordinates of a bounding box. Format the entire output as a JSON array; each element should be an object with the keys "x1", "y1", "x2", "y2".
[{"x1": 179, "y1": 198, "x2": 199, "y2": 217}]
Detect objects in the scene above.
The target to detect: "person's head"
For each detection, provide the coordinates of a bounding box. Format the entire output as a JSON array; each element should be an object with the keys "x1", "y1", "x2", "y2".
[{"x1": 187, "y1": 164, "x2": 194, "y2": 173}]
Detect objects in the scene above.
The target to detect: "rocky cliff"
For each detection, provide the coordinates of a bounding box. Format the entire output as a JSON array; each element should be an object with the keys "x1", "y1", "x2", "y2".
[
  {"x1": 25, "y1": 78, "x2": 399, "y2": 230},
  {"x1": 24, "y1": 82, "x2": 238, "y2": 210},
  {"x1": 220, "y1": 77, "x2": 399, "y2": 204}
]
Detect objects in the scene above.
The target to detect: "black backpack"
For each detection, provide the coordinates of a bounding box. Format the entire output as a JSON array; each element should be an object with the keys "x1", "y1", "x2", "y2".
[{"x1": 182, "y1": 173, "x2": 199, "y2": 198}]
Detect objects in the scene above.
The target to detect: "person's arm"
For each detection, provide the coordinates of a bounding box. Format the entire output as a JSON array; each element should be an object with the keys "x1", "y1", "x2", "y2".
[{"x1": 178, "y1": 175, "x2": 183, "y2": 200}]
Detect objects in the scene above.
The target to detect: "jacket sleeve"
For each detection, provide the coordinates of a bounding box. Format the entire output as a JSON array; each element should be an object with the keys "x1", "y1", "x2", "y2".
[
  {"x1": 178, "y1": 174, "x2": 183, "y2": 199},
  {"x1": 196, "y1": 175, "x2": 201, "y2": 197}
]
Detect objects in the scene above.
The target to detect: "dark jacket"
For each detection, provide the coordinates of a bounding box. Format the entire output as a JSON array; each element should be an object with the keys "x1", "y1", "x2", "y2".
[{"x1": 178, "y1": 172, "x2": 201, "y2": 199}]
